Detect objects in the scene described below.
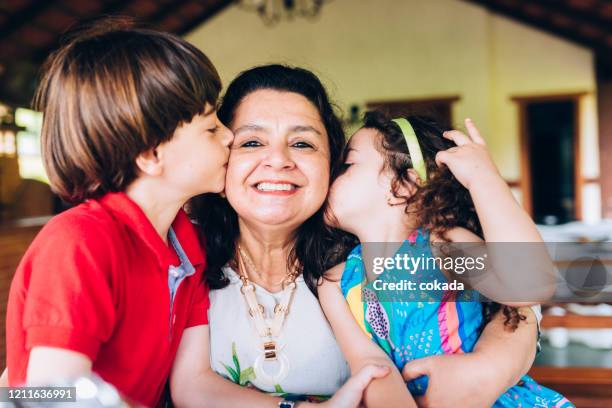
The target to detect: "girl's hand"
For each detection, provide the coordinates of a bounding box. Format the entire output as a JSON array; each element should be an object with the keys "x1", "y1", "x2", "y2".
[
  {"x1": 402, "y1": 353, "x2": 502, "y2": 407},
  {"x1": 319, "y1": 364, "x2": 390, "y2": 408},
  {"x1": 435, "y1": 119, "x2": 502, "y2": 191}
]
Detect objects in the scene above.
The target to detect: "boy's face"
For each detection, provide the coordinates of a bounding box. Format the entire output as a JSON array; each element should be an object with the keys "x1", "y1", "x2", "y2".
[{"x1": 157, "y1": 104, "x2": 233, "y2": 197}]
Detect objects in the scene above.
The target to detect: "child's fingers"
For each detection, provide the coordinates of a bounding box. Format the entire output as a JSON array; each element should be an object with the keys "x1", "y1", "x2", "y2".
[
  {"x1": 348, "y1": 364, "x2": 390, "y2": 390},
  {"x1": 464, "y1": 118, "x2": 486, "y2": 145},
  {"x1": 435, "y1": 148, "x2": 458, "y2": 167},
  {"x1": 435, "y1": 151, "x2": 448, "y2": 167},
  {"x1": 443, "y1": 130, "x2": 471, "y2": 146},
  {"x1": 402, "y1": 358, "x2": 431, "y2": 381}
]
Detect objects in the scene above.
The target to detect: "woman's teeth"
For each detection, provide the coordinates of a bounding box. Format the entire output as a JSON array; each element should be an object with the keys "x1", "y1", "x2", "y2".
[{"x1": 256, "y1": 182, "x2": 296, "y2": 191}]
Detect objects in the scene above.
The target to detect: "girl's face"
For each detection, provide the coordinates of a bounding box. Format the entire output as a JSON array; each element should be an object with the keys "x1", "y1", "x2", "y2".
[
  {"x1": 224, "y1": 89, "x2": 331, "y2": 229},
  {"x1": 327, "y1": 128, "x2": 394, "y2": 234}
]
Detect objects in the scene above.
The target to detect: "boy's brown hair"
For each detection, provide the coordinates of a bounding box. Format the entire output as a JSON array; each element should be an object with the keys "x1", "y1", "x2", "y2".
[{"x1": 34, "y1": 17, "x2": 221, "y2": 203}]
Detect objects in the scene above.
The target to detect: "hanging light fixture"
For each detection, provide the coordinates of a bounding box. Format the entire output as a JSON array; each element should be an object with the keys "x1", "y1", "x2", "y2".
[{"x1": 238, "y1": 0, "x2": 331, "y2": 26}]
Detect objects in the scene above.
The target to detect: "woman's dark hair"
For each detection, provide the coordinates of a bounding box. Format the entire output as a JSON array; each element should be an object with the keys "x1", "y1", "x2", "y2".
[
  {"x1": 337, "y1": 110, "x2": 524, "y2": 330},
  {"x1": 189, "y1": 64, "x2": 346, "y2": 293}
]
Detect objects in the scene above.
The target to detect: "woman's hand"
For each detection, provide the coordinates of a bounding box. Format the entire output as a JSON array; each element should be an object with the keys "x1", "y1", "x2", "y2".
[
  {"x1": 402, "y1": 307, "x2": 539, "y2": 407},
  {"x1": 435, "y1": 118, "x2": 501, "y2": 191},
  {"x1": 318, "y1": 364, "x2": 390, "y2": 408},
  {"x1": 402, "y1": 353, "x2": 500, "y2": 407}
]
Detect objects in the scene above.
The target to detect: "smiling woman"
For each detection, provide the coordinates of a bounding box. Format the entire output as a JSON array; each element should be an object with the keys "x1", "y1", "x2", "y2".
[
  {"x1": 184, "y1": 65, "x2": 375, "y2": 407},
  {"x1": 181, "y1": 64, "x2": 543, "y2": 408},
  {"x1": 225, "y1": 89, "x2": 331, "y2": 229}
]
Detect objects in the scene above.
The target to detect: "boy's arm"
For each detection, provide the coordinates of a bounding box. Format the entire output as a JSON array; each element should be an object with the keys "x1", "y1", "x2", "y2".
[
  {"x1": 318, "y1": 263, "x2": 416, "y2": 408},
  {"x1": 7, "y1": 217, "x2": 117, "y2": 386},
  {"x1": 26, "y1": 347, "x2": 92, "y2": 385}
]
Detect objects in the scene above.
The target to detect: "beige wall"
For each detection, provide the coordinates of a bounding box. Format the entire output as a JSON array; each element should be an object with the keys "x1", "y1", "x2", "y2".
[{"x1": 186, "y1": 0, "x2": 600, "y2": 220}]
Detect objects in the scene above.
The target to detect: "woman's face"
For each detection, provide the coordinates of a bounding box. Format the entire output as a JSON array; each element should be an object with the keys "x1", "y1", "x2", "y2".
[{"x1": 224, "y1": 89, "x2": 331, "y2": 230}]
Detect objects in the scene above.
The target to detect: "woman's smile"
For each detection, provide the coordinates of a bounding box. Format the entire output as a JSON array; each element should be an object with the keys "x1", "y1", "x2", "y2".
[{"x1": 253, "y1": 180, "x2": 301, "y2": 195}]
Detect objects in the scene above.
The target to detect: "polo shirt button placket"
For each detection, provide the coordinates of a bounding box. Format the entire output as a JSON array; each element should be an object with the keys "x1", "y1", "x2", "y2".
[{"x1": 167, "y1": 227, "x2": 196, "y2": 340}]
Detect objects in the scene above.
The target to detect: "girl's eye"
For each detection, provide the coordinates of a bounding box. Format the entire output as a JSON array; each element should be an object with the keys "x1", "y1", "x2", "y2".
[
  {"x1": 207, "y1": 127, "x2": 218, "y2": 133},
  {"x1": 337, "y1": 162, "x2": 353, "y2": 175},
  {"x1": 292, "y1": 141, "x2": 314, "y2": 149}
]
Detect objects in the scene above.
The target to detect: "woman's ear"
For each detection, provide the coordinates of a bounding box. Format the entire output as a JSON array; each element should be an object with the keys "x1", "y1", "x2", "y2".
[
  {"x1": 386, "y1": 169, "x2": 420, "y2": 206},
  {"x1": 135, "y1": 147, "x2": 163, "y2": 177}
]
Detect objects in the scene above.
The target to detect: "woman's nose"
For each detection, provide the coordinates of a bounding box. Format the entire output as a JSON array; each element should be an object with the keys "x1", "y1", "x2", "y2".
[{"x1": 263, "y1": 144, "x2": 295, "y2": 170}]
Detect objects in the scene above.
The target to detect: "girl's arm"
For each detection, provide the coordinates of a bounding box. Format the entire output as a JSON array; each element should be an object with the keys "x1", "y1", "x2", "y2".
[
  {"x1": 318, "y1": 263, "x2": 417, "y2": 408},
  {"x1": 440, "y1": 119, "x2": 543, "y2": 243},
  {"x1": 432, "y1": 226, "x2": 542, "y2": 307},
  {"x1": 436, "y1": 119, "x2": 556, "y2": 305},
  {"x1": 170, "y1": 324, "x2": 390, "y2": 408}
]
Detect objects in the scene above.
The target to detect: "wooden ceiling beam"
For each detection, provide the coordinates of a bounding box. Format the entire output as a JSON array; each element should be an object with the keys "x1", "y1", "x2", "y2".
[
  {"x1": 176, "y1": 0, "x2": 233, "y2": 36},
  {"x1": 0, "y1": 0, "x2": 58, "y2": 39},
  {"x1": 30, "y1": 0, "x2": 129, "y2": 62},
  {"x1": 146, "y1": 0, "x2": 193, "y2": 26},
  {"x1": 533, "y1": 0, "x2": 612, "y2": 36},
  {"x1": 464, "y1": 0, "x2": 611, "y2": 53}
]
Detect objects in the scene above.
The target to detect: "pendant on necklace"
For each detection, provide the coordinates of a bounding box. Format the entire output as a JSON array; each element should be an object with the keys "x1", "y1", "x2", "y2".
[{"x1": 253, "y1": 340, "x2": 290, "y2": 386}]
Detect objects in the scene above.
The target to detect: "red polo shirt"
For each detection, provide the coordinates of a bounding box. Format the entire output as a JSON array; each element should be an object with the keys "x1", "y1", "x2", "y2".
[{"x1": 6, "y1": 192, "x2": 209, "y2": 407}]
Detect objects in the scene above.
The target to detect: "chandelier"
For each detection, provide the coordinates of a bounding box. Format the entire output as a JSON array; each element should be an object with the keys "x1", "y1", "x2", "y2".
[{"x1": 238, "y1": 0, "x2": 331, "y2": 26}]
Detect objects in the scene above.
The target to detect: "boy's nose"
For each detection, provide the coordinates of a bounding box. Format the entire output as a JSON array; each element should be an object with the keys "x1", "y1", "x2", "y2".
[{"x1": 221, "y1": 123, "x2": 234, "y2": 147}]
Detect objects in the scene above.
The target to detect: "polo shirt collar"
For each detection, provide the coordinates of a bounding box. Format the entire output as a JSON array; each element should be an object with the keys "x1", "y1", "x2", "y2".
[{"x1": 98, "y1": 192, "x2": 205, "y2": 269}]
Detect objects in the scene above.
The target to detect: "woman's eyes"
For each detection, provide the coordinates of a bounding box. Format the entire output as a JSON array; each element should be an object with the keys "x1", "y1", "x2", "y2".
[
  {"x1": 291, "y1": 141, "x2": 314, "y2": 149},
  {"x1": 240, "y1": 140, "x2": 263, "y2": 147},
  {"x1": 237, "y1": 139, "x2": 314, "y2": 149}
]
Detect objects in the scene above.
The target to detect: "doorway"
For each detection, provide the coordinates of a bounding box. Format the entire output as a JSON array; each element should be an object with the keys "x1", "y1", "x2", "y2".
[{"x1": 514, "y1": 94, "x2": 583, "y2": 224}]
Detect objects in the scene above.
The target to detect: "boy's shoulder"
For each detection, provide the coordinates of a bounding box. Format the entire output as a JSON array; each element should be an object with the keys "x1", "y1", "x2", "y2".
[
  {"x1": 33, "y1": 199, "x2": 122, "y2": 252},
  {"x1": 45, "y1": 199, "x2": 114, "y2": 231}
]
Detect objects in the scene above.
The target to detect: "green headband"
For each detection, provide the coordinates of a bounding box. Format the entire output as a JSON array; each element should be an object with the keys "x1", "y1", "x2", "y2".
[{"x1": 391, "y1": 118, "x2": 427, "y2": 181}]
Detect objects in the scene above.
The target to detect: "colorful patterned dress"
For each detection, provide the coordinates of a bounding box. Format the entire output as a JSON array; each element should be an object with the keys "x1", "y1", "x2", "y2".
[{"x1": 341, "y1": 229, "x2": 573, "y2": 407}]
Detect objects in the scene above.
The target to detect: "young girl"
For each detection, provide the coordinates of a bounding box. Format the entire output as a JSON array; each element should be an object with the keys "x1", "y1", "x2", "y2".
[{"x1": 319, "y1": 111, "x2": 572, "y2": 407}]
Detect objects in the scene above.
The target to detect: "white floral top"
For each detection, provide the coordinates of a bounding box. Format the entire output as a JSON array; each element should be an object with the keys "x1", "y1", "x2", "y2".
[{"x1": 208, "y1": 266, "x2": 350, "y2": 399}]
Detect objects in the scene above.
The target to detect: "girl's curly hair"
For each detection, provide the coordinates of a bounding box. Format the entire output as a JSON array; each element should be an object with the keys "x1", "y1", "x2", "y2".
[{"x1": 329, "y1": 110, "x2": 524, "y2": 330}]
